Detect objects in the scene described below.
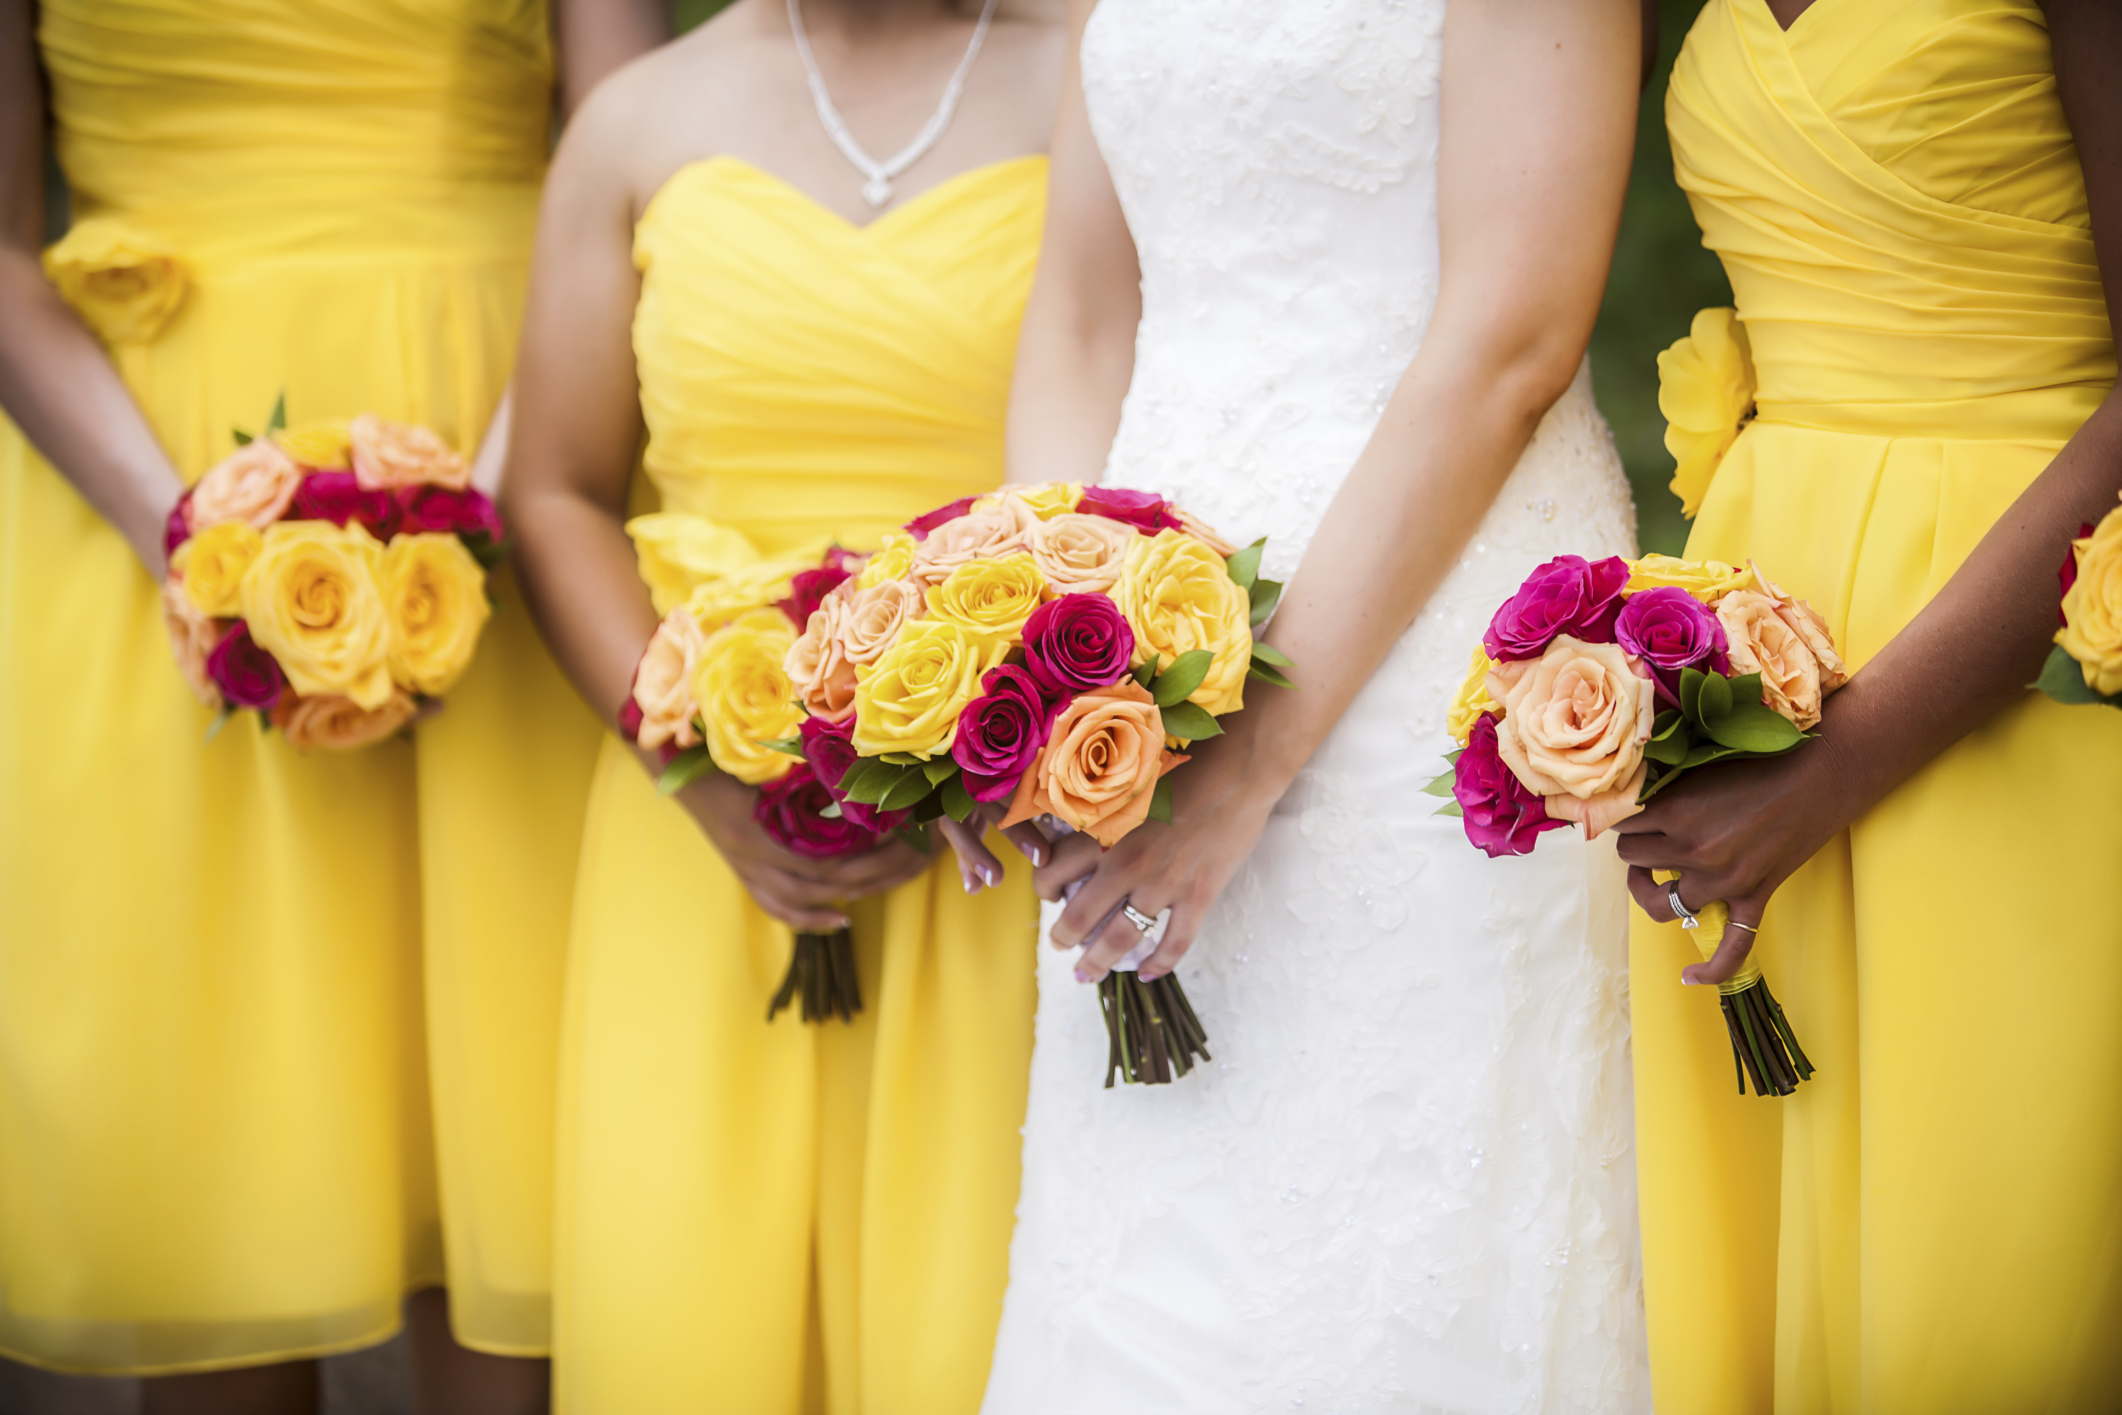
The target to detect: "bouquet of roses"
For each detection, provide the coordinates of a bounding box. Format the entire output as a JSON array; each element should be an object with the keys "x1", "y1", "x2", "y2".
[
  {"x1": 161, "y1": 398, "x2": 504, "y2": 750},
  {"x1": 1430, "y1": 552, "x2": 1846, "y2": 1097},
  {"x1": 621, "y1": 484, "x2": 1293, "y2": 1082},
  {"x1": 2038, "y1": 494, "x2": 2122, "y2": 709}
]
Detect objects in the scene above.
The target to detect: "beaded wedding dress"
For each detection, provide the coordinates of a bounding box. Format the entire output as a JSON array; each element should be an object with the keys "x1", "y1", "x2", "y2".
[{"x1": 981, "y1": 2, "x2": 1652, "y2": 1411}]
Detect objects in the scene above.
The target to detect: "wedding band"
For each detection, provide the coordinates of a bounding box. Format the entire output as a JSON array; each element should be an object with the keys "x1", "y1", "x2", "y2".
[
  {"x1": 1726, "y1": 919, "x2": 1758, "y2": 935},
  {"x1": 1121, "y1": 902, "x2": 1158, "y2": 934},
  {"x1": 1666, "y1": 880, "x2": 1700, "y2": 931}
]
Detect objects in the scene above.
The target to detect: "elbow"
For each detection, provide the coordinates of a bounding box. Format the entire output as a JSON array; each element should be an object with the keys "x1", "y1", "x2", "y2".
[{"x1": 1484, "y1": 323, "x2": 1590, "y2": 433}]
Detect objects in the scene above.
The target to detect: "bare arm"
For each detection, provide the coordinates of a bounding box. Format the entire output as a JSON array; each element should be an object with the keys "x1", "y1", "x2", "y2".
[
  {"x1": 0, "y1": 0, "x2": 183, "y2": 576},
  {"x1": 1618, "y1": 0, "x2": 2122, "y2": 981},
  {"x1": 1041, "y1": 0, "x2": 1644, "y2": 978},
  {"x1": 1001, "y1": 0, "x2": 1138, "y2": 487},
  {"x1": 502, "y1": 77, "x2": 927, "y2": 929}
]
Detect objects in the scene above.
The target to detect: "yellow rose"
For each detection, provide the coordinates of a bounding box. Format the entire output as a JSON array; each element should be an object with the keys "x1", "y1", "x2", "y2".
[
  {"x1": 2059, "y1": 506, "x2": 2122, "y2": 695},
  {"x1": 174, "y1": 520, "x2": 263, "y2": 619},
  {"x1": 926, "y1": 553, "x2": 1047, "y2": 643},
  {"x1": 1112, "y1": 529, "x2": 1252, "y2": 716},
  {"x1": 1489, "y1": 637, "x2": 1657, "y2": 838},
  {"x1": 1623, "y1": 553, "x2": 1755, "y2": 602},
  {"x1": 380, "y1": 533, "x2": 492, "y2": 696},
  {"x1": 990, "y1": 481, "x2": 1083, "y2": 521},
  {"x1": 855, "y1": 532, "x2": 918, "y2": 589},
  {"x1": 349, "y1": 413, "x2": 468, "y2": 491},
  {"x1": 692, "y1": 608, "x2": 802, "y2": 785},
  {"x1": 1445, "y1": 643, "x2": 1501, "y2": 746},
  {"x1": 274, "y1": 418, "x2": 355, "y2": 471},
  {"x1": 43, "y1": 218, "x2": 191, "y2": 344},
  {"x1": 1657, "y1": 307, "x2": 1756, "y2": 518},
  {"x1": 851, "y1": 619, "x2": 1010, "y2": 759},
  {"x1": 240, "y1": 520, "x2": 394, "y2": 709},
  {"x1": 274, "y1": 690, "x2": 417, "y2": 751},
  {"x1": 161, "y1": 579, "x2": 224, "y2": 710}
]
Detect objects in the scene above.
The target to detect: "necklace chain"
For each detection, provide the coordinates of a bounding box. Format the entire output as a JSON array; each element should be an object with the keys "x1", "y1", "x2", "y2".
[{"x1": 788, "y1": 0, "x2": 1000, "y2": 208}]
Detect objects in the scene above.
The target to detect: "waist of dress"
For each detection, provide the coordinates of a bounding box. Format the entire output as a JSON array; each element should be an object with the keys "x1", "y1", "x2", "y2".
[
  {"x1": 652, "y1": 471, "x2": 1002, "y2": 558},
  {"x1": 68, "y1": 177, "x2": 542, "y2": 273},
  {"x1": 1752, "y1": 381, "x2": 2109, "y2": 444}
]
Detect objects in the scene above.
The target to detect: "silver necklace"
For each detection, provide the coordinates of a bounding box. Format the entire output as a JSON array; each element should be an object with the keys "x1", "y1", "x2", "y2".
[{"x1": 787, "y1": 0, "x2": 1000, "y2": 208}]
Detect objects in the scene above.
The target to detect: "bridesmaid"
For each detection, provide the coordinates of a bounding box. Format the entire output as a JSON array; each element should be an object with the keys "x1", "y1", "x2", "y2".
[
  {"x1": 1615, "y1": 1, "x2": 2122, "y2": 1410},
  {"x1": 503, "y1": 1, "x2": 1059, "y2": 1409},
  {"x1": 0, "y1": 0, "x2": 658, "y2": 1412}
]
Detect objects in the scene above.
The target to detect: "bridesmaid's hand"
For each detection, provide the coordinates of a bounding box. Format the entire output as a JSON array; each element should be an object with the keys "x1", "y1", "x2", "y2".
[
  {"x1": 674, "y1": 772, "x2": 933, "y2": 932},
  {"x1": 1032, "y1": 725, "x2": 1280, "y2": 985},
  {"x1": 936, "y1": 804, "x2": 1054, "y2": 894}
]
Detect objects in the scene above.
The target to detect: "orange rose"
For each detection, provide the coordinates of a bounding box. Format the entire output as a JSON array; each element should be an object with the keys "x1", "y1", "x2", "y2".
[
  {"x1": 1175, "y1": 506, "x2": 1241, "y2": 559},
  {"x1": 1026, "y1": 512, "x2": 1136, "y2": 596},
  {"x1": 784, "y1": 596, "x2": 858, "y2": 723},
  {"x1": 188, "y1": 440, "x2": 302, "y2": 533},
  {"x1": 1716, "y1": 590, "x2": 1826, "y2": 729},
  {"x1": 1748, "y1": 565, "x2": 1847, "y2": 696},
  {"x1": 274, "y1": 689, "x2": 417, "y2": 751},
  {"x1": 349, "y1": 413, "x2": 468, "y2": 491},
  {"x1": 835, "y1": 578, "x2": 925, "y2": 666},
  {"x1": 633, "y1": 608, "x2": 706, "y2": 751},
  {"x1": 1001, "y1": 680, "x2": 1188, "y2": 848},
  {"x1": 161, "y1": 578, "x2": 224, "y2": 709},
  {"x1": 1489, "y1": 636, "x2": 1657, "y2": 837},
  {"x1": 909, "y1": 499, "x2": 1037, "y2": 589}
]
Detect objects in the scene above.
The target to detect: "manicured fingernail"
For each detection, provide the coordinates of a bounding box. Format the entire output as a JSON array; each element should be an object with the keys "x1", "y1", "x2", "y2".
[
  {"x1": 979, "y1": 862, "x2": 1001, "y2": 888},
  {"x1": 962, "y1": 871, "x2": 982, "y2": 895},
  {"x1": 1074, "y1": 967, "x2": 1093, "y2": 984},
  {"x1": 1139, "y1": 970, "x2": 1161, "y2": 982},
  {"x1": 1030, "y1": 846, "x2": 1045, "y2": 866}
]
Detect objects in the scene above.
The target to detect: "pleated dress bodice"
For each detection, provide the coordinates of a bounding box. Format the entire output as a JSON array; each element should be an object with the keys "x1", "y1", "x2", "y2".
[{"x1": 1634, "y1": 4, "x2": 2122, "y2": 1412}]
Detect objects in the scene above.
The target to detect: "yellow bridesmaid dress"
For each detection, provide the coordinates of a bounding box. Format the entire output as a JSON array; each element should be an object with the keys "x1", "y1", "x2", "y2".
[
  {"x1": 1634, "y1": 3, "x2": 2122, "y2": 1411},
  {"x1": 0, "y1": 0, "x2": 593, "y2": 1371},
  {"x1": 552, "y1": 156, "x2": 1045, "y2": 1414}
]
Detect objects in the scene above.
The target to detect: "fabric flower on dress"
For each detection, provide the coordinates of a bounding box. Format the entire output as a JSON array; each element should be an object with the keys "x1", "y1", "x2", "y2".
[
  {"x1": 1657, "y1": 307, "x2": 1757, "y2": 518},
  {"x1": 2057, "y1": 507, "x2": 2122, "y2": 695},
  {"x1": 43, "y1": 218, "x2": 191, "y2": 344}
]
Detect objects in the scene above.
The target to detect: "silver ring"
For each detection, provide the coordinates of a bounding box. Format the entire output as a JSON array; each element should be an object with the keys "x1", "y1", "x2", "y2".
[
  {"x1": 1666, "y1": 880, "x2": 1700, "y2": 931},
  {"x1": 1120, "y1": 902, "x2": 1158, "y2": 933}
]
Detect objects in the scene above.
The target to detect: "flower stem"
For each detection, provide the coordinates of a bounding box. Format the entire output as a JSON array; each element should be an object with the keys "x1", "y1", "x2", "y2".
[
  {"x1": 1096, "y1": 971, "x2": 1212, "y2": 1086},
  {"x1": 768, "y1": 929, "x2": 862, "y2": 1024}
]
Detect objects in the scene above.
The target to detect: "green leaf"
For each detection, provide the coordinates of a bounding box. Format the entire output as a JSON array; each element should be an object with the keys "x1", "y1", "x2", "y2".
[
  {"x1": 879, "y1": 767, "x2": 939, "y2": 813},
  {"x1": 1680, "y1": 741, "x2": 1746, "y2": 770},
  {"x1": 1726, "y1": 671, "x2": 1765, "y2": 709},
  {"x1": 231, "y1": 427, "x2": 254, "y2": 447},
  {"x1": 1637, "y1": 763, "x2": 1682, "y2": 804},
  {"x1": 1147, "y1": 775, "x2": 1174, "y2": 824},
  {"x1": 1131, "y1": 659, "x2": 1156, "y2": 690},
  {"x1": 1420, "y1": 769, "x2": 1458, "y2": 798},
  {"x1": 837, "y1": 756, "x2": 880, "y2": 795},
  {"x1": 462, "y1": 531, "x2": 509, "y2": 573},
  {"x1": 759, "y1": 734, "x2": 807, "y2": 758},
  {"x1": 1700, "y1": 699, "x2": 1805, "y2": 754},
  {"x1": 1157, "y1": 699, "x2": 1223, "y2": 741},
  {"x1": 922, "y1": 757, "x2": 959, "y2": 786},
  {"x1": 1249, "y1": 641, "x2": 1294, "y2": 668},
  {"x1": 1247, "y1": 661, "x2": 1297, "y2": 691},
  {"x1": 1248, "y1": 577, "x2": 1283, "y2": 629},
  {"x1": 909, "y1": 792, "x2": 947, "y2": 825},
  {"x1": 264, "y1": 391, "x2": 287, "y2": 436},
  {"x1": 842, "y1": 759, "x2": 906, "y2": 805},
  {"x1": 1225, "y1": 539, "x2": 1265, "y2": 590},
  {"x1": 819, "y1": 799, "x2": 844, "y2": 819},
  {"x1": 940, "y1": 772, "x2": 977, "y2": 822},
  {"x1": 1151, "y1": 648, "x2": 1213, "y2": 707},
  {"x1": 880, "y1": 752, "x2": 926, "y2": 766},
  {"x1": 2034, "y1": 643, "x2": 2117, "y2": 706},
  {"x1": 1651, "y1": 708, "x2": 1684, "y2": 741},
  {"x1": 1698, "y1": 669, "x2": 1734, "y2": 723},
  {"x1": 655, "y1": 745, "x2": 717, "y2": 796},
  {"x1": 203, "y1": 705, "x2": 234, "y2": 744},
  {"x1": 1678, "y1": 666, "x2": 1706, "y2": 726},
  {"x1": 1644, "y1": 726, "x2": 1693, "y2": 766},
  {"x1": 895, "y1": 822, "x2": 934, "y2": 855},
  {"x1": 1434, "y1": 801, "x2": 1464, "y2": 818}
]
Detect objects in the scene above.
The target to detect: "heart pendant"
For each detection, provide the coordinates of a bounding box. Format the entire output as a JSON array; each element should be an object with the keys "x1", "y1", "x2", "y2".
[{"x1": 861, "y1": 176, "x2": 894, "y2": 208}]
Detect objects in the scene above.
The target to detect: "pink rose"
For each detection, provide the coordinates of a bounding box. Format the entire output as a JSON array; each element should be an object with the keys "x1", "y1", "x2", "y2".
[
  {"x1": 1078, "y1": 486, "x2": 1184, "y2": 536},
  {"x1": 164, "y1": 488, "x2": 196, "y2": 557},
  {"x1": 905, "y1": 496, "x2": 977, "y2": 542},
  {"x1": 633, "y1": 609, "x2": 707, "y2": 751},
  {"x1": 834, "y1": 578, "x2": 926, "y2": 666},
  {"x1": 784, "y1": 596, "x2": 858, "y2": 723},
  {"x1": 206, "y1": 621, "x2": 287, "y2": 709},
  {"x1": 274, "y1": 689, "x2": 417, "y2": 751},
  {"x1": 292, "y1": 472, "x2": 401, "y2": 541},
  {"x1": 349, "y1": 413, "x2": 469, "y2": 491},
  {"x1": 799, "y1": 714, "x2": 908, "y2": 834},
  {"x1": 908, "y1": 499, "x2": 1036, "y2": 589},
  {"x1": 396, "y1": 484, "x2": 504, "y2": 542},
  {"x1": 1452, "y1": 713, "x2": 1567, "y2": 858},
  {"x1": 187, "y1": 440, "x2": 302, "y2": 534},
  {"x1": 1025, "y1": 513, "x2": 1136, "y2": 596},
  {"x1": 754, "y1": 761, "x2": 882, "y2": 859},
  {"x1": 776, "y1": 561, "x2": 855, "y2": 630}
]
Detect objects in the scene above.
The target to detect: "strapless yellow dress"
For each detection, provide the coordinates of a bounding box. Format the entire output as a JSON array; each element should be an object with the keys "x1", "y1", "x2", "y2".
[
  {"x1": 1635, "y1": 3, "x2": 2122, "y2": 1411},
  {"x1": 551, "y1": 156, "x2": 1045, "y2": 1414},
  {"x1": 0, "y1": 0, "x2": 595, "y2": 1371}
]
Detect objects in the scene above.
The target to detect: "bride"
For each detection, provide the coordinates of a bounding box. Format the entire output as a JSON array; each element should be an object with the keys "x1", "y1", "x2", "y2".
[{"x1": 946, "y1": 0, "x2": 1657, "y2": 1408}]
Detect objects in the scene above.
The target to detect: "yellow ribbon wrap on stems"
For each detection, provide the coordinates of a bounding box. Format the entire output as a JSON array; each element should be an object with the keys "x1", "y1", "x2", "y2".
[{"x1": 1652, "y1": 869, "x2": 1763, "y2": 996}]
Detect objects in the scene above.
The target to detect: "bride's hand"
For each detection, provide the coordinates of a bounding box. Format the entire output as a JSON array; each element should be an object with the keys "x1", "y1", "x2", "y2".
[{"x1": 1036, "y1": 724, "x2": 1279, "y2": 984}]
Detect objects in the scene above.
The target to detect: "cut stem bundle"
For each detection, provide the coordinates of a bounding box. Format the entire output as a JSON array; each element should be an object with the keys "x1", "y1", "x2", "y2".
[
  {"x1": 1718, "y1": 974, "x2": 1813, "y2": 1097},
  {"x1": 1098, "y1": 970, "x2": 1210, "y2": 1087},
  {"x1": 768, "y1": 928, "x2": 862, "y2": 1024}
]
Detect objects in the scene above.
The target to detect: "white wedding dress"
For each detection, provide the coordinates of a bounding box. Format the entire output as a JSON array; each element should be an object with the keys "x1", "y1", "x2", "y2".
[{"x1": 981, "y1": 2, "x2": 1651, "y2": 1412}]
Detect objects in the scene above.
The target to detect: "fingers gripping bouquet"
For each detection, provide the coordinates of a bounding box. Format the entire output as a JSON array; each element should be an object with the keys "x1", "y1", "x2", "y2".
[
  {"x1": 1430, "y1": 553, "x2": 1848, "y2": 1098},
  {"x1": 161, "y1": 398, "x2": 504, "y2": 749}
]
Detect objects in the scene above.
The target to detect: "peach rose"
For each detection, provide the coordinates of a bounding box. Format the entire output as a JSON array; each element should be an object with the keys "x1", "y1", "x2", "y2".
[
  {"x1": 188, "y1": 440, "x2": 302, "y2": 533},
  {"x1": 1026, "y1": 512, "x2": 1136, "y2": 596},
  {"x1": 1716, "y1": 590, "x2": 1825, "y2": 729},
  {"x1": 1175, "y1": 506, "x2": 1241, "y2": 559},
  {"x1": 274, "y1": 689, "x2": 417, "y2": 751},
  {"x1": 634, "y1": 608, "x2": 707, "y2": 751},
  {"x1": 784, "y1": 596, "x2": 858, "y2": 723},
  {"x1": 1748, "y1": 566, "x2": 1847, "y2": 696},
  {"x1": 161, "y1": 578, "x2": 224, "y2": 709},
  {"x1": 909, "y1": 498, "x2": 1036, "y2": 589},
  {"x1": 835, "y1": 577, "x2": 926, "y2": 666},
  {"x1": 1001, "y1": 679, "x2": 1188, "y2": 848},
  {"x1": 1489, "y1": 636, "x2": 1657, "y2": 837},
  {"x1": 349, "y1": 413, "x2": 469, "y2": 491}
]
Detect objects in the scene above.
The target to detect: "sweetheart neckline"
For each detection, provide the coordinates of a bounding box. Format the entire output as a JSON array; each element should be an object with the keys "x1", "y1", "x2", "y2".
[{"x1": 642, "y1": 153, "x2": 1046, "y2": 238}]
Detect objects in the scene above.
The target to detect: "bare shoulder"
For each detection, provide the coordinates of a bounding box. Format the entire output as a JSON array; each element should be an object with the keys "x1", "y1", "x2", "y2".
[{"x1": 962, "y1": 3, "x2": 1069, "y2": 154}]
